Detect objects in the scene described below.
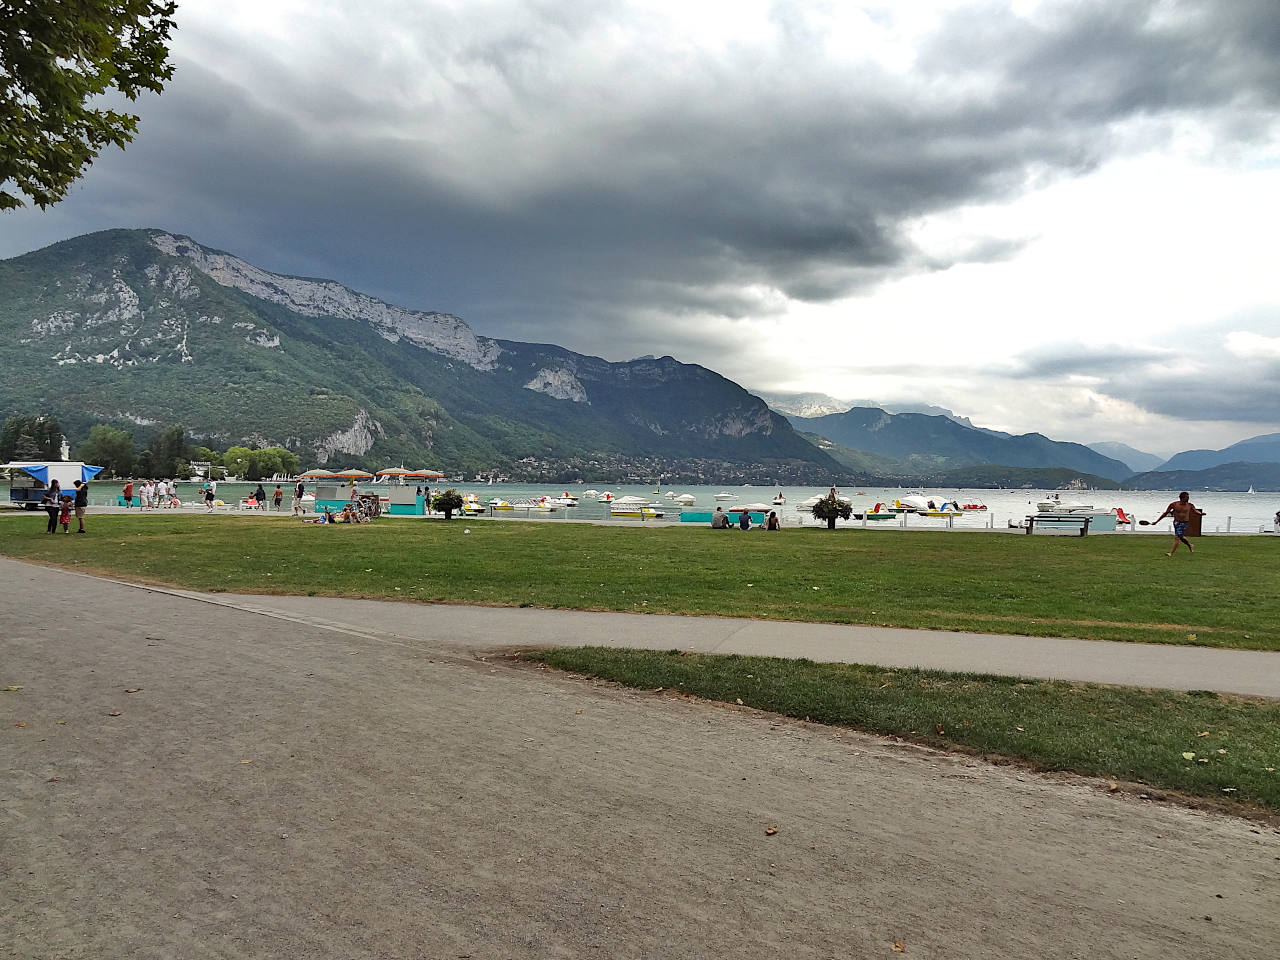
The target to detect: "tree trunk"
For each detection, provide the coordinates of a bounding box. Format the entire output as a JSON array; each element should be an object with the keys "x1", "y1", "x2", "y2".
[
  {"x1": 443, "y1": 508, "x2": 453, "y2": 521},
  {"x1": 827, "y1": 517, "x2": 836, "y2": 530}
]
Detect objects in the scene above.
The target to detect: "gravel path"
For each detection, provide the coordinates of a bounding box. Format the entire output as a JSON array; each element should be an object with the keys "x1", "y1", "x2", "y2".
[{"x1": 3, "y1": 559, "x2": 1278, "y2": 959}]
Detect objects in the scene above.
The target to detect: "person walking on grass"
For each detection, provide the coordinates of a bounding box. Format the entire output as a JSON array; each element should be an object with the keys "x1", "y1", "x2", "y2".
[{"x1": 1154, "y1": 491, "x2": 1203, "y2": 557}]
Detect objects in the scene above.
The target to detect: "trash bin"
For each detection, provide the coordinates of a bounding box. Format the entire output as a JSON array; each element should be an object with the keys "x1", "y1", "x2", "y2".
[{"x1": 1187, "y1": 511, "x2": 1204, "y2": 537}]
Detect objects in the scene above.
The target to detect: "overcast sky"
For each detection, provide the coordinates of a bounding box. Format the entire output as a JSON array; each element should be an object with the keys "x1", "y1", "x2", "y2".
[{"x1": 4, "y1": 0, "x2": 1279, "y2": 456}]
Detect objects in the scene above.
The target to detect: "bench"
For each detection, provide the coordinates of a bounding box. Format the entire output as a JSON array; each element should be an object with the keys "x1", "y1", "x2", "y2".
[{"x1": 1025, "y1": 514, "x2": 1090, "y2": 536}]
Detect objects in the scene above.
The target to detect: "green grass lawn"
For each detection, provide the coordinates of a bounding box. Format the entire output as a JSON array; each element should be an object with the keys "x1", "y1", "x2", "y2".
[
  {"x1": 2, "y1": 512, "x2": 1278, "y2": 650},
  {"x1": 525, "y1": 648, "x2": 1280, "y2": 815}
]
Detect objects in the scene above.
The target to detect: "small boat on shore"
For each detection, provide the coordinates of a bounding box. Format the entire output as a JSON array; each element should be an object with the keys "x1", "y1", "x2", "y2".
[
  {"x1": 611, "y1": 496, "x2": 664, "y2": 518},
  {"x1": 852, "y1": 502, "x2": 897, "y2": 521}
]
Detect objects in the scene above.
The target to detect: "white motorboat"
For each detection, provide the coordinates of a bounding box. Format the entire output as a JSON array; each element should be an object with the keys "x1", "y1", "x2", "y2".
[
  {"x1": 771, "y1": 491, "x2": 786, "y2": 505},
  {"x1": 611, "y1": 496, "x2": 664, "y2": 518},
  {"x1": 674, "y1": 493, "x2": 697, "y2": 504},
  {"x1": 1036, "y1": 494, "x2": 1094, "y2": 513},
  {"x1": 597, "y1": 491, "x2": 616, "y2": 502},
  {"x1": 713, "y1": 491, "x2": 737, "y2": 501},
  {"x1": 582, "y1": 489, "x2": 600, "y2": 497},
  {"x1": 550, "y1": 492, "x2": 579, "y2": 506}
]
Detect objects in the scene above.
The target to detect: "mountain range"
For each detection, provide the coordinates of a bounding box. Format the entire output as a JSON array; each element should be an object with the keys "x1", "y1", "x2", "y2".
[
  {"x1": 0, "y1": 230, "x2": 842, "y2": 481},
  {"x1": 1158, "y1": 434, "x2": 1280, "y2": 473},
  {"x1": 3, "y1": 229, "x2": 1276, "y2": 488},
  {"x1": 785, "y1": 408, "x2": 1134, "y2": 481}
]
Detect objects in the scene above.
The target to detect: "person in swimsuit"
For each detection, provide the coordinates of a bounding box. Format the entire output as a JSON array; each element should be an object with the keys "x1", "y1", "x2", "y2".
[{"x1": 1154, "y1": 491, "x2": 1204, "y2": 557}]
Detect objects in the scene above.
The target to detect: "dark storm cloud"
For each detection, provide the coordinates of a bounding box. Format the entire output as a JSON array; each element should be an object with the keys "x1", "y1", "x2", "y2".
[
  {"x1": 1009, "y1": 344, "x2": 1170, "y2": 379},
  {"x1": 1003, "y1": 326, "x2": 1280, "y2": 424},
  {"x1": 2, "y1": 0, "x2": 1277, "y2": 374}
]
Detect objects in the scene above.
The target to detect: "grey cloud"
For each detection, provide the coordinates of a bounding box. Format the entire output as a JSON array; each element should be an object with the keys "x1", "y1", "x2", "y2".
[
  {"x1": 1009, "y1": 344, "x2": 1171, "y2": 380},
  {"x1": 3, "y1": 1, "x2": 1278, "y2": 375}
]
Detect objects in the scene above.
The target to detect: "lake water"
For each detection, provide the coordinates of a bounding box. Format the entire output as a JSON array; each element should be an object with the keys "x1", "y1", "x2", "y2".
[
  {"x1": 9, "y1": 477, "x2": 1276, "y2": 532},
  {"x1": 82, "y1": 480, "x2": 1278, "y2": 533}
]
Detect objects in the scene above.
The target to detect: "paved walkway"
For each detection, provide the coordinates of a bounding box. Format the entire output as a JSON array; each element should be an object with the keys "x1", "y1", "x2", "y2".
[
  {"x1": 12, "y1": 555, "x2": 1275, "y2": 698},
  {"x1": 5, "y1": 554, "x2": 1280, "y2": 959}
]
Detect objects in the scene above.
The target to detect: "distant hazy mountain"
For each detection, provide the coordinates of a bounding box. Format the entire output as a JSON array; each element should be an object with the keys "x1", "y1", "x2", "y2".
[
  {"x1": 789, "y1": 407, "x2": 1133, "y2": 481},
  {"x1": 1086, "y1": 441, "x2": 1166, "y2": 474},
  {"x1": 1124, "y1": 461, "x2": 1280, "y2": 492},
  {"x1": 0, "y1": 229, "x2": 841, "y2": 480},
  {"x1": 1159, "y1": 433, "x2": 1280, "y2": 472},
  {"x1": 758, "y1": 391, "x2": 854, "y2": 419},
  {"x1": 760, "y1": 392, "x2": 993, "y2": 432}
]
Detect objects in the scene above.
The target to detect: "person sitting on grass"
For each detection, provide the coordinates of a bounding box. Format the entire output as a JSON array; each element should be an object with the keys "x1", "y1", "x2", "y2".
[{"x1": 711, "y1": 507, "x2": 730, "y2": 529}]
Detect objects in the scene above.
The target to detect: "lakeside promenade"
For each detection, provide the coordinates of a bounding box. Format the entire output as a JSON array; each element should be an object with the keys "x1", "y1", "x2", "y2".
[{"x1": 3, "y1": 555, "x2": 1278, "y2": 959}]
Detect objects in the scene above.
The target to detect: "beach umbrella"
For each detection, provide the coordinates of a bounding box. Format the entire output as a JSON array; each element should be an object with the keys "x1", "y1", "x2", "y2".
[
  {"x1": 331, "y1": 468, "x2": 373, "y2": 479},
  {"x1": 298, "y1": 468, "x2": 336, "y2": 479},
  {"x1": 405, "y1": 469, "x2": 445, "y2": 479},
  {"x1": 376, "y1": 467, "x2": 413, "y2": 477}
]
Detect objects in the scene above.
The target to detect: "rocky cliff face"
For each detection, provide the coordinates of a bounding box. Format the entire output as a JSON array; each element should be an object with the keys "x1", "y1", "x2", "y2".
[
  {"x1": 0, "y1": 229, "x2": 843, "y2": 479},
  {"x1": 150, "y1": 232, "x2": 503, "y2": 370}
]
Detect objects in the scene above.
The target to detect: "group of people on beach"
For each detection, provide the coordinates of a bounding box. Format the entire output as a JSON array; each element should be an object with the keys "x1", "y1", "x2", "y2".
[
  {"x1": 305, "y1": 503, "x2": 373, "y2": 525},
  {"x1": 40, "y1": 478, "x2": 88, "y2": 534},
  {"x1": 121, "y1": 478, "x2": 179, "y2": 509}
]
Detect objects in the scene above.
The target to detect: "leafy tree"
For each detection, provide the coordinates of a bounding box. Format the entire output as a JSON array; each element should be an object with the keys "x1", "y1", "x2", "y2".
[
  {"x1": 245, "y1": 448, "x2": 282, "y2": 481},
  {"x1": 78, "y1": 424, "x2": 134, "y2": 477},
  {"x1": 222, "y1": 446, "x2": 252, "y2": 478},
  {"x1": 189, "y1": 446, "x2": 221, "y2": 467},
  {"x1": 272, "y1": 447, "x2": 301, "y2": 477},
  {"x1": 0, "y1": 414, "x2": 62, "y2": 460},
  {"x1": 134, "y1": 448, "x2": 155, "y2": 477},
  {"x1": 173, "y1": 458, "x2": 193, "y2": 480},
  {"x1": 1, "y1": 1, "x2": 178, "y2": 210},
  {"x1": 149, "y1": 424, "x2": 187, "y2": 477},
  {"x1": 244, "y1": 446, "x2": 298, "y2": 480},
  {"x1": 810, "y1": 493, "x2": 853, "y2": 530},
  {"x1": 431, "y1": 488, "x2": 465, "y2": 521},
  {"x1": 12, "y1": 430, "x2": 42, "y2": 459}
]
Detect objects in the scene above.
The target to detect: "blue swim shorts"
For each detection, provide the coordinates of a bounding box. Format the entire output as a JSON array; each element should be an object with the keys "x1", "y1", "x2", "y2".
[{"x1": 1173, "y1": 520, "x2": 1188, "y2": 537}]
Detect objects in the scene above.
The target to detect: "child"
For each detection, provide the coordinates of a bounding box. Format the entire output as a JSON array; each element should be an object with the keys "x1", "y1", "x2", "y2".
[{"x1": 59, "y1": 495, "x2": 72, "y2": 533}]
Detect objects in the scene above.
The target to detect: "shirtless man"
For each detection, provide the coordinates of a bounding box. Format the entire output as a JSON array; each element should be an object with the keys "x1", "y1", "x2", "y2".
[{"x1": 1154, "y1": 491, "x2": 1204, "y2": 556}]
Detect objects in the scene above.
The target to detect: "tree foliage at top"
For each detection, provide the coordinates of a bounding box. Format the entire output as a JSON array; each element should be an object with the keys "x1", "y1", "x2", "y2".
[
  {"x1": 1, "y1": 1, "x2": 177, "y2": 210},
  {"x1": 431, "y1": 488, "x2": 465, "y2": 520},
  {"x1": 77, "y1": 423, "x2": 134, "y2": 477},
  {"x1": 0, "y1": 413, "x2": 62, "y2": 460},
  {"x1": 810, "y1": 493, "x2": 853, "y2": 530}
]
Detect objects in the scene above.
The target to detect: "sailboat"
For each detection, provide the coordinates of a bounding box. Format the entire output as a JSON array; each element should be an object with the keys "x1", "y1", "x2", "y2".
[{"x1": 1248, "y1": 485, "x2": 1256, "y2": 494}]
